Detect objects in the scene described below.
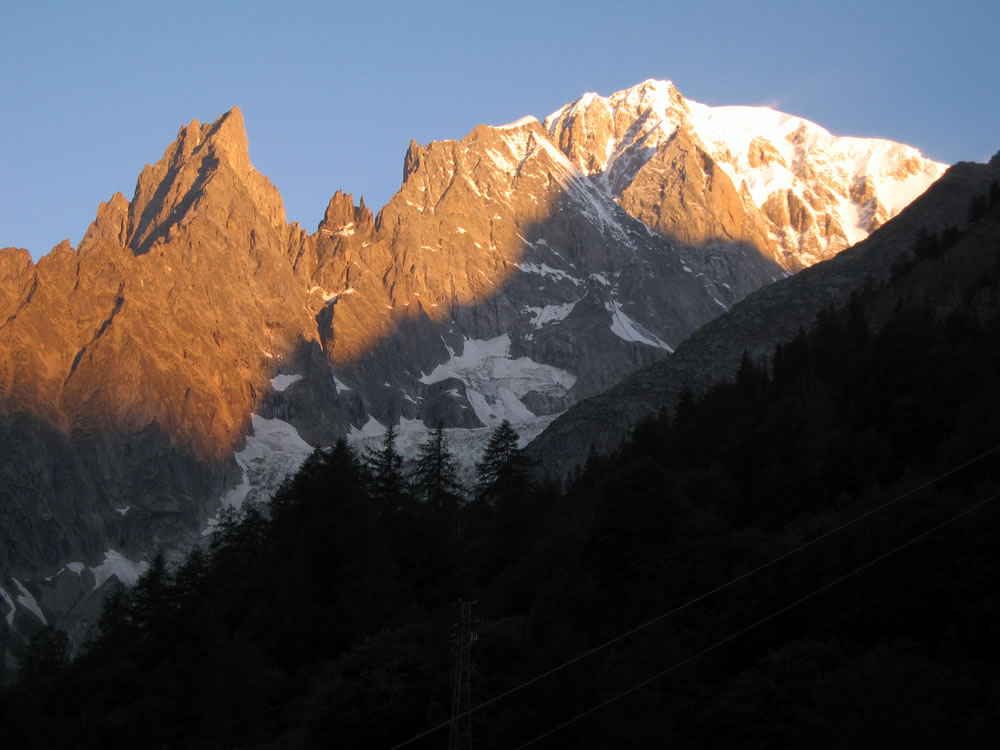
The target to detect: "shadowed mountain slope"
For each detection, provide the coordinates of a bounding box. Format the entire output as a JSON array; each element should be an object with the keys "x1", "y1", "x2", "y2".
[{"x1": 528, "y1": 154, "x2": 1000, "y2": 480}]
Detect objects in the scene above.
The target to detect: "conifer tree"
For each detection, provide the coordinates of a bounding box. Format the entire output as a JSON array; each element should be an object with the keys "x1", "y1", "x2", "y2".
[
  {"x1": 411, "y1": 423, "x2": 463, "y2": 511},
  {"x1": 173, "y1": 546, "x2": 209, "y2": 614},
  {"x1": 129, "y1": 553, "x2": 175, "y2": 645},
  {"x1": 913, "y1": 226, "x2": 943, "y2": 259},
  {"x1": 475, "y1": 419, "x2": 530, "y2": 503},
  {"x1": 364, "y1": 423, "x2": 406, "y2": 509}
]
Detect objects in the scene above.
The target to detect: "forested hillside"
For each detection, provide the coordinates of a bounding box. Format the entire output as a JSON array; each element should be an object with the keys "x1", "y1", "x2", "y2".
[{"x1": 2, "y1": 193, "x2": 999, "y2": 749}]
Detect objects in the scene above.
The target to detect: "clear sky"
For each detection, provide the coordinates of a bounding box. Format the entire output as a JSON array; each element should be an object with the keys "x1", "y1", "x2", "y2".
[{"x1": 2, "y1": 0, "x2": 997, "y2": 260}]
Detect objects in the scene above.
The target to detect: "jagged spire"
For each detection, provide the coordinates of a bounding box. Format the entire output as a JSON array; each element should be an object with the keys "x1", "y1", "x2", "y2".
[
  {"x1": 403, "y1": 138, "x2": 424, "y2": 182},
  {"x1": 126, "y1": 106, "x2": 284, "y2": 255}
]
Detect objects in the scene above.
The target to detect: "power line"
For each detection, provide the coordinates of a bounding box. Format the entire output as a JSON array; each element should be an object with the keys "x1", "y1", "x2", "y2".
[
  {"x1": 501, "y1": 432, "x2": 941, "y2": 623},
  {"x1": 391, "y1": 442, "x2": 1000, "y2": 749},
  {"x1": 176, "y1": 691, "x2": 309, "y2": 748},
  {"x1": 449, "y1": 600, "x2": 476, "y2": 750},
  {"x1": 171, "y1": 443, "x2": 996, "y2": 750},
  {"x1": 429, "y1": 418, "x2": 968, "y2": 653},
  {"x1": 439, "y1": 398, "x2": 973, "y2": 642},
  {"x1": 514, "y1": 490, "x2": 999, "y2": 748},
  {"x1": 586, "y1": 496, "x2": 969, "y2": 692},
  {"x1": 516, "y1": 401, "x2": 976, "y2": 626}
]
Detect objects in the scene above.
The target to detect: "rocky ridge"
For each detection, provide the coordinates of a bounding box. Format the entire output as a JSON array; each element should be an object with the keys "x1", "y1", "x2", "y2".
[{"x1": 0, "y1": 81, "x2": 944, "y2": 646}]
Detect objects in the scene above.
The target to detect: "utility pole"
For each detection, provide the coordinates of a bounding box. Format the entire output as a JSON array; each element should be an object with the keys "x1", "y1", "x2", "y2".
[{"x1": 449, "y1": 599, "x2": 477, "y2": 750}]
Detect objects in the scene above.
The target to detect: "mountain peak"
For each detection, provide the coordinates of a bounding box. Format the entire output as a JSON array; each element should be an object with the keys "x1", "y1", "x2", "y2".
[
  {"x1": 617, "y1": 78, "x2": 686, "y2": 114},
  {"x1": 541, "y1": 79, "x2": 946, "y2": 268},
  {"x1": 79, "y1": 192, "x2": 130, "y2": 252},
  {"x1": 201, "y1": 106, "x2": 251, "y2": 175},
  {"x1": 632, "y1": 77, "x2": 678, "y2": 96},
  {"x1": 560, "y1": 78, "x2": 680, "y2": 114},
  {"x1": 403, "y1": 138, "x2": 424, "y2": 182},
  {"x1": 161, "y1": 107, "x2": 250, "y2": 176},
  {"x1": 125, "y1": 106, "x2": 284, "y2": 254},
  {"x1": 318, "y1": 189, "x2": 374, "y2": 236}
]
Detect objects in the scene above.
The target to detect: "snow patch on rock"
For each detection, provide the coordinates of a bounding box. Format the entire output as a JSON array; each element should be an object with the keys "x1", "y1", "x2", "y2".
[
  {"x1": 349, "y1": 415, "x2": 386, "y2": 438},
  {"x1": 89, "y1": 550, "x2": 149, "y2": 589},
  {"x1": 419, "y1": 335, "x2": 576, "y2": 427},
  {"x1": 206, "y1": 415, "x2": 313, "y2": 535},
  {"x1": 270, "y1": 373, "x2": 303, "y2": 392},
  {"x1": 517, "y1": 262, "x2": 582, "y2": 285},
  {"x1": 1, "y1": 585, "x2": 17, "y2": 627},
  {"x1": 522, "y1": 301, "x2": 577, "y2": 329},
  {"x1": 13, "y1": 578, "x2": 47, "y2": 625},
  {"x1": 498, "y1": 115, "x2": 540, "y2": 130},
  {"x1": 605, "y1": 300, "x2": 674, "y2": 351}
]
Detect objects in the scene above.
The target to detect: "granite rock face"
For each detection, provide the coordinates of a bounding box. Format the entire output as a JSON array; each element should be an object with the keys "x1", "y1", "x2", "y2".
[{"x1": 0, "y1": 82, "x2": 945, "y2": 644}]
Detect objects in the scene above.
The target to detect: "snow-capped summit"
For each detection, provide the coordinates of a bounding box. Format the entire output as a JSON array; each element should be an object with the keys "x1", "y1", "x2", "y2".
[{"x1": 545, "y1": 79, "x2": 946, "y2": 268}]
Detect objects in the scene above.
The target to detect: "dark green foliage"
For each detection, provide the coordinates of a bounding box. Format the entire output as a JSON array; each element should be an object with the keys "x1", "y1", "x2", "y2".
[
  {"x1": 412, "y1": 423, "x2": 464, "y2": 512},
  {"x1": 913, "y1": 225, "x2": 944, "y2": 259},
  {"x1": 2, "y1": 283, "x2": 999, "y2": 748},
  {"x1": 475, "y1": 418, "x2": 532, "y2": 503},
  {"x1": 969, "y1": 181, "x2": 1000, "y2": 222},
  {"x1": 19, "y1": 626, "x2": 69, "y2": 684},
  {"x1": 913, "y1": 224, "x2": 963, "y2": 261},
  {"x1": 969, "y1": 192, "x2": 989, "y2": 223},
  {"x1": 304, "y1": 622, "x2": 449, "y2": 747},
  {"x1": 363, "y1": 423, "x2": 407, "y2": 509},
  {"x1": 890, "y1": 250, "x2": 917, "y2": 279}
]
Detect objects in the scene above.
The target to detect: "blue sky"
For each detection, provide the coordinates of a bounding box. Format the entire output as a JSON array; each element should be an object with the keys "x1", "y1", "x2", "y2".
[{"x1": 2, "y1": 0, "x2": 997, "y2": 260}]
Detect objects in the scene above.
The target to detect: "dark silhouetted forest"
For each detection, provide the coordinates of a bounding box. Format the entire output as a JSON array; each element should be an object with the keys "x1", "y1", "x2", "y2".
[{"x1": 2, "y1": 194, "x2": 1000, "y2": 747}]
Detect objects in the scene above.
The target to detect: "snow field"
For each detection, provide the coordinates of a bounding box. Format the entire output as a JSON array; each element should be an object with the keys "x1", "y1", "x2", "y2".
[{"x1": 419, "y1": 334, "x2": 575, "y2": 427}]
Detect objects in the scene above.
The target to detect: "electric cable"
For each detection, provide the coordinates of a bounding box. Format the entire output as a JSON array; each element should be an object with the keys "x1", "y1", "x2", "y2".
[
  {"x1": 390, "y1": 442, "x2": 1000, "y2": 748},
  {"x1": 497, "y1": 429, "x2": 947, "y2": 624},
  {"x1": 514, "y1": 490, "x2": 999, "y2": 748},
  {"x1": 502, "y1": 394, "x2": 976, "y2": 625}
]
